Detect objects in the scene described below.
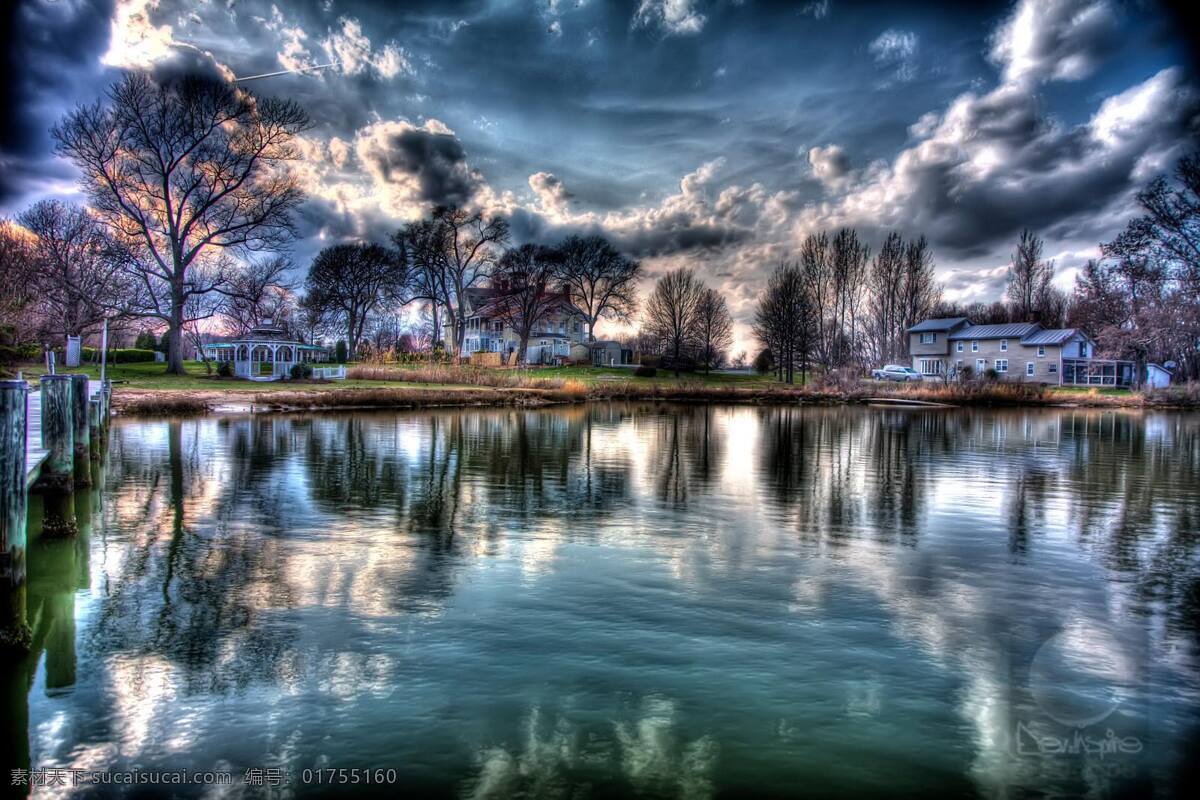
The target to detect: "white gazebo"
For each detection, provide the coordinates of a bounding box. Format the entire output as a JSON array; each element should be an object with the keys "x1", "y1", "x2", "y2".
[{"x1": 202, "y1": 320, "x2": 340, "y2": 381}]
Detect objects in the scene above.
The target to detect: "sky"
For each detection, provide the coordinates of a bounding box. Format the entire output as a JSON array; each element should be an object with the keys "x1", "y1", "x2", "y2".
[{"x1": 1, "y1": 0, "x2": 1198, "y2": 349}]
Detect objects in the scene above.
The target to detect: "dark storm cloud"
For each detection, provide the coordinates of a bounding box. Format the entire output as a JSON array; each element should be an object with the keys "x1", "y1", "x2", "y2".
[
  {"x1": 356, "y1": 121, "x2": 483, "y2": 208},
  {"x1": 0, "y1": 0, "x2": 114, "y2": 202}
]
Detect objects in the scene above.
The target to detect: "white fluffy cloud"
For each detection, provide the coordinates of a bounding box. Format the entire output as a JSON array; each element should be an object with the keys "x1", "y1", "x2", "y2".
[
  {"x1": 869, "y1": 29, "x2": 918, "y2": 83},
  {"x1": 320, "y1": 17, "x2": 413, "y2": 79},
  {"x1": 632, "y1": 0, "x2": 707, "y2": 37},
  {"x1": 529, "y1": 172, "x2": 573, "y2": 217},
  {"x1": 989, "y1": 0, "x2": 1117, "y2": 85},
  {"x1": 807, "y1": 145, "x2": 851, "y2": 188},
  {"x1": 102, "y1": 0, "x2": 175, "y2": 69}
]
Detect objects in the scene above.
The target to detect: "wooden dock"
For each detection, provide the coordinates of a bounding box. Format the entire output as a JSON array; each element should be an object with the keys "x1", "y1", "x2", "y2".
[{"x1": 24, "y1": 380, "x2": 104, "y2": 489}]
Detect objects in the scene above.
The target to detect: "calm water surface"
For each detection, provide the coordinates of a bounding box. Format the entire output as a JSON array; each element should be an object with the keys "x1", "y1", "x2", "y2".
[{"x1": 3, "y1": 404, "x2": 1200, "y2": 798}]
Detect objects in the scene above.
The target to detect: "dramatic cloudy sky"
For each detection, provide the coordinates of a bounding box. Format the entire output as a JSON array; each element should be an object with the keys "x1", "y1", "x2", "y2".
[{"x1": 2, "y1": 0, "x2": 1198, "y2": 347}]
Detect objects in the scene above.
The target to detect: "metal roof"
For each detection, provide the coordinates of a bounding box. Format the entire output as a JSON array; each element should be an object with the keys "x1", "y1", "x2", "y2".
[
  {"x1": 907, "y1": 317, "x2": 969, "y2": 333},
  {"x1": 1020, "y1": 328, "x2": 1081, "y2": 345},
  {"x1": 948, "y1": 322, "x2": 1041, "y2": 340}
]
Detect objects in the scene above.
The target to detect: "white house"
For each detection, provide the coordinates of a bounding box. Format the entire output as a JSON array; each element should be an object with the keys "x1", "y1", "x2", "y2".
[{"x1": 447, "y1": 285, "x2": 589, "y2": 364}]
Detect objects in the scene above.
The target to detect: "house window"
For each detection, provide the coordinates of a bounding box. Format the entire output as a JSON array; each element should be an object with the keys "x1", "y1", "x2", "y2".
[
  {"x1": 971, "y1": 341, "x2": 979, "y2": 352},
  {"x1": 1000, "y1": 339, "x2": 1008, "y2": 351},
  {"x1": 955, "y1": 359, "x2": 963, "y2": 370},
  {"x1": 1037, "y1": 345, "x2": 1046, "y2": 357},
  {"x1": 920, "y1": 332, "x2": 936, "y2": 344},
  {"x1": 956, "y1": 342, "x2": 964, "y2": 353},
  {"x1": 1048, "y1": 363, "x2": 1058, "y2": 374},
  {"x1": 919, "y1": 359, "x2": 942, "y2": 375},
  {"x1": 1026, "y1": 362, "x2": 1035, "y2": 376},
  {"x1": 995, "y1": 359, "x2": 1008, "y2": 373}
]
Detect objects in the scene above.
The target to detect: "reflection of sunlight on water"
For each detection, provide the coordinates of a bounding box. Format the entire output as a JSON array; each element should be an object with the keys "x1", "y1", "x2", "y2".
[{"x1": 107, "y1": 654, "x2": 178, "y2": 755}]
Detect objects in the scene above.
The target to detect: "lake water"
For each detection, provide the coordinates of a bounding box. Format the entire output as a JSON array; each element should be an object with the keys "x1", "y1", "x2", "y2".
[{"x1": 3, "y1": 404, "x2": 1199, "y2": 798}]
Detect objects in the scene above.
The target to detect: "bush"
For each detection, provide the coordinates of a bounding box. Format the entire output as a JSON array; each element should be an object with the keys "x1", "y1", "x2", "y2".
[
  {"x1": 0, "y1": 344, "x2": 40, "y2": 365},
  {"x1": 984, "y1": 368, "x2": 999, "y2": 381},
  {"x1": 217, "y1": 360, "x2": 233, "y2": 377},
  {"x1": 634, "y1": 365, "x2": 657, "y2": 378},
  {"x1": 335, "y1": 340, "x2": 348, "y2": 364},
  {"x1": 289, "y1": 362, "x2": 313, "y2": 380},
  {"x1": 753, "y1": 349, "x2": 774, "y2": 374}
]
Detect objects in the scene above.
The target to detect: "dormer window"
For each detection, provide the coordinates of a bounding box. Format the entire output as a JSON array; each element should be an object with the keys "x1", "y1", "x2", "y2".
[{"x1": 920, "y1": 332, "x2": 935, "y2": 344}]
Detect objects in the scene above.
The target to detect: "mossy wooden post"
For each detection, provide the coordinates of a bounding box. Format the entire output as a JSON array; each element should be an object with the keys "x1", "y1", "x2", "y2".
[
  {"x1": 37, "y1": 375, "x2": 74, "y2": 492},
  {"x1": 88, "y1": 399, "x2": 102, "y2": 460},
  {"x1": 70, "y1": 375, "x2": 91, "y2": 487},
  {"x1": 1, "y1": 380, "x2": 28, "y2": 584},
  {"x1": 1, "y1": 380, "x2": 31, "y2": 652}
]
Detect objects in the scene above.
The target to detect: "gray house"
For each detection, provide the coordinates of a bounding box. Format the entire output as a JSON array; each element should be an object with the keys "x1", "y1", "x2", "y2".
[{"x1": 906, "y1": 317, "x2": 1134, "y2": 386}]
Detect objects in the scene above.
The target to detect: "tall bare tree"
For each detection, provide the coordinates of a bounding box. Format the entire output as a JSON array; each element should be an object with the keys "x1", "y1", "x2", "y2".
[
  {"x1": 52, "y1": 72, "x2": 310, "y2": 374},
  {"x1": 18, "y1": 199, "x2": 129, "y2": 343},
  {"x1": 305, "y1": 243, "x2": 407, "y2": 356},
  {"x1": 491, "y1": 243, "x2": 564, "y2": 361},
  {"x1": 754, "y1": 262, "x2": 817, "y2": 384},
  {"x1": 1006, "y1": 229, "x2": 1055, "y2": 322},
  {"x1": 555, "y1": 234, "x2": 641, "y2": 342},
  {"x1": 695, "y1": 287, "x2": 733, "y2": 372},
  {"x1": 406, "y1": 206, "x2": 508, "y2": 357},
  {"x1": 644, "y1": 268, "x2": 704, "y2": 376},
  {"x1": 0, "y1": 219, "x2": 39, "y2": 345}
]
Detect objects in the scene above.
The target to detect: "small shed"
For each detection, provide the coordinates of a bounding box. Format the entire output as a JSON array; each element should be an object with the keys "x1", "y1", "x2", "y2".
[
  {"x1": 201, "y1": 320, "x2": 330, "y2": 381},
  {"x1": 1145, "y1": 363, "x2": 1173, "y2": 389},
  {"x1": 590, "y1": 340, "x2": 630, "y2": 367}
]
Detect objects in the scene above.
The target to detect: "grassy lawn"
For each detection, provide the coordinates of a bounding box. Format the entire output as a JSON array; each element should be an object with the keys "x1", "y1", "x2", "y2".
[
  {"x1": 10, "y1": 360, "x2": 789, "y2": 393},
  {"x1": 10, "y1": 361, "x2": 454, "y2": 393},
  {"x1": 1048, "y1": 385, "x2": 1135, "y2": 396},
  {"x1": 533, "y1": 365, "x2": 785, "y2": 386}
]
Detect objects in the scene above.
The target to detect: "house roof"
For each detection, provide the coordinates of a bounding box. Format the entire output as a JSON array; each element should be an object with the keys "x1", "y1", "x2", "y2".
[
  {"x1": 949, "y1": 322, "x2": 1041, "y2": 340},
  {"x1": 1021, "y1": 328, "x2": 1084, "y2": 346},
  {"x1": 907, "y1": 317, "x2": 969, "y2": 333}
]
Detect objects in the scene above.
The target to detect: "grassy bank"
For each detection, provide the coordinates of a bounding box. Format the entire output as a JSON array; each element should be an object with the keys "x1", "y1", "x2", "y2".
[{"x1": 7, "y1": 360, "x2": 1197, "y2": 415}]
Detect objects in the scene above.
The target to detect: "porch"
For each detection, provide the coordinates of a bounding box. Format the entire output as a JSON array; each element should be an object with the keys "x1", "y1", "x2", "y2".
[{"x1": 1061, "y1": 358, "x2": 1135, "y2": 388}]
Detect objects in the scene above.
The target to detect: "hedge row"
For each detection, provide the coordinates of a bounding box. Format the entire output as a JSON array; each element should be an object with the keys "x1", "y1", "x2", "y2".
[{"x1": 0, "y1": 346, "x2": 160, "y2": 365}]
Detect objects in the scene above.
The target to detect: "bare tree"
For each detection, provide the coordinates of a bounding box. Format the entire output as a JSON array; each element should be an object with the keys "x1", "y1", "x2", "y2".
[
  {"x1": 491, "y1": 243, "x2": 564, "y2": 361},
  {"x1": 644, "y1": 268, "x2": 704, "y2": 376},
  {"x1": 867, "y1": 233, "x2": 941, "y2": 363},
  {"x1": 305, "y1": 243, "x2": 407, "y2": 356},
  {"x1": 405, "y1": 207, "x2": 508, "y2": 358},
  {"x1": 394, "y1": 218, "x2": 446, "y2": 345},
  {"x1": 799, "y1": 229, "x2": 869, "y2": 369},
  {"x1": 18, "y1": 199, "x2": 129, "y2": 344},
  {"x1": 219, "y1": 256, "x2": 294, "y2": 335},
  {"x1": 52, "y1": 72, "x2": 310, "y2": 374},
  {"x1": 695, "y1": 287, "x2": 733, "y2": 372},
  {"x1": 1006, "y1": 229, "x2": 1055, "y2": 322},
  {"x1": 0, "y1": 219, "x2": 40, "y2": 345},
  {"x1": 754, "y1": 262, "x2": 817, "y2": 384},
  {"x1": 555, "y1": 234, "x2": 641, "y2": 342}
]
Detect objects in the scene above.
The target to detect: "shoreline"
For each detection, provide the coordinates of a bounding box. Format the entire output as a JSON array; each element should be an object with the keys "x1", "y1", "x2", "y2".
[{"x1": 108, "y1": 383, "x2": 1200, "y2": 416}]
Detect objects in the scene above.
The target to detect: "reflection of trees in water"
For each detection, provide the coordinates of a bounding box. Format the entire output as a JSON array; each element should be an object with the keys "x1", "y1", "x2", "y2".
[
  {"x1": 92, "y1": 420, "x2": 301, "y2": 695},
  {"x1": 756, "y1": 406, "x2": 939, "y2": 545},
  {"x1": 647, "y1": 405, "x2": 725, "y2": 509},
  {"x1": 1057, "y1": 412, "x2": 1200, "y2": 644}
]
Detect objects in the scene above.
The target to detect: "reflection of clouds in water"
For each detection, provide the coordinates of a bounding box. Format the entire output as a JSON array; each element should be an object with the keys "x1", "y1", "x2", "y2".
[
  {"x1": 615, "y1": 695, "x2": 716, "y2": 797},
  {"x1": 467, "y1": 696, "x2": 718, "y2": 800}
]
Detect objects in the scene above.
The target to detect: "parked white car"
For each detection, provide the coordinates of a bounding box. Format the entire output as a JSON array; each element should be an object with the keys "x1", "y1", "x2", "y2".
[{"x1": 871, "y1": 365, "x2": 922, "y2": 382}]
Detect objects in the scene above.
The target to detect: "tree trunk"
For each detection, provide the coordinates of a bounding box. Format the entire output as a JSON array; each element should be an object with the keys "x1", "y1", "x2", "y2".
[
  {"x1": 519, "y1": 333, "x2": 530, "y2": 365},
  {"x1": 167, "y1": 278, "x2": 185, "y2": 375}
]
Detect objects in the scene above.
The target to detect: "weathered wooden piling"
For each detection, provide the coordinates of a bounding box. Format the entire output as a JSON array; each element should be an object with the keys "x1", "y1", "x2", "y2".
[
  {"x1": 70, "y1": 375, "x2": 91, "y2": 487},
  {"x1": 1, "y1": 380, "x2": 31, "y2": 652},
  {"x1": 36, "y1": 375, "x2": 74, "y2": 492},
  {"x1": 1, "y1": 380, "x2": 28, "y2": 586},
  {"x1": 89, "y1": 399, "x2": 101, "y2": 459}
]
